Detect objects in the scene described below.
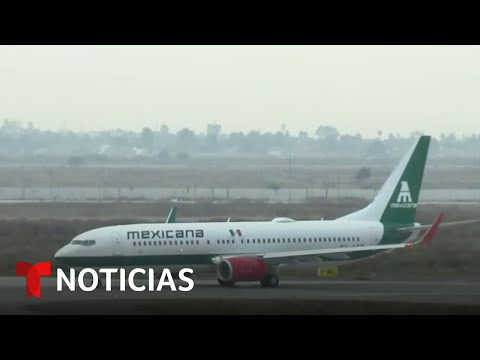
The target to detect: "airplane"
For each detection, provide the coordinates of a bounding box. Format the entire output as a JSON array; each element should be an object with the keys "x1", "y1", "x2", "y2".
[{"x1": 54, "y1": 135, "x2": 480, "y2": 288}]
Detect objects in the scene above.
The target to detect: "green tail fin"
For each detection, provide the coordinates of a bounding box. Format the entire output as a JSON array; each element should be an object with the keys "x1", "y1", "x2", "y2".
[
  {"x1": 340, "y1": 136, "x2": 431, "y2": 225},
  {"x1": 380, "y1": 136, "x2": 430, "y2": 224}
]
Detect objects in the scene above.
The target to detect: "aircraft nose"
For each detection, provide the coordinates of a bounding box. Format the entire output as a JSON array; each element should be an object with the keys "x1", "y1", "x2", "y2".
[{"x1": 54, "y1": 245, "x2": 71, "y2": 264}]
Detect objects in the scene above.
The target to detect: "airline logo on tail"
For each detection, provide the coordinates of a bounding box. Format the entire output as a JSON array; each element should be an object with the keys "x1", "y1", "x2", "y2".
[{"x1": 391, "y1": 181, "x2": 416, "y2": 208}]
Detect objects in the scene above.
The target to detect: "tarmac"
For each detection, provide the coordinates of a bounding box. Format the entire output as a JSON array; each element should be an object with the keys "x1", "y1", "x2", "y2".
[{"x1": 2, "y1": 276, "x2": 480, "y2": 314}]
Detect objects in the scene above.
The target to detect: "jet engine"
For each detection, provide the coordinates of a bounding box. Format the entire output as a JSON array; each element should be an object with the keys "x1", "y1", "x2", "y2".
[{"x1": 217, "y1": 257, "x2": 267, "y2": 282}]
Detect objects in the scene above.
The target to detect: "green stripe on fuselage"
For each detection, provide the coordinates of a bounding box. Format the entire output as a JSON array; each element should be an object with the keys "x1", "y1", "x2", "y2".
[{"x1": 56, "y1": 254, "x2": 216, "y2": 267}]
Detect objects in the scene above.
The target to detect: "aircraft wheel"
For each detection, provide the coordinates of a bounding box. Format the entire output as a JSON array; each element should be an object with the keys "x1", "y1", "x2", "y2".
[{"x1": 260, "y1": 274, "x2": 279, "y2": 288}]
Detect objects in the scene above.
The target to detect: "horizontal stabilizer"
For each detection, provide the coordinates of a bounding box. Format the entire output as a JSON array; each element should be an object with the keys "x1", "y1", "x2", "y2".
[{"x1": 397, "y1": 217, "x2": 480, "y2": 231}]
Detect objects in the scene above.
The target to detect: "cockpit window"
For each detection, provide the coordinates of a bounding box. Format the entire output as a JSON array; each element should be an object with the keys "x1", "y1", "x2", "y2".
[{"x1": 71, "y1": 239, "x2": 96, "y2": 246}]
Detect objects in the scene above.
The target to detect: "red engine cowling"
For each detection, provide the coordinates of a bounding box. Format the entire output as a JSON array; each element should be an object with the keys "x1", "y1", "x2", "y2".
[{"x1": 217, "y1": 257, "x2": 267, "y2": 282}]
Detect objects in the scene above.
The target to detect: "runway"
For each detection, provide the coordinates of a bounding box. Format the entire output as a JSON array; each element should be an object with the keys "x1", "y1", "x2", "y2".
[{"x1": 2, "y1": 277, "x2": 480, "y2": 314}]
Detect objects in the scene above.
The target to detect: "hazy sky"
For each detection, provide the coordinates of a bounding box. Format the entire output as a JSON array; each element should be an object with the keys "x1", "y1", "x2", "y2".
[{"x1": 1, "y1": 45, "x2": 479, "y2": 137}]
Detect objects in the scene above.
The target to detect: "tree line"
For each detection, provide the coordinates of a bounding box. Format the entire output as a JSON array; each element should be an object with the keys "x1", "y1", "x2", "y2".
[{"x1": 1, "y1": 120, "x2": 479, "y2": 161}]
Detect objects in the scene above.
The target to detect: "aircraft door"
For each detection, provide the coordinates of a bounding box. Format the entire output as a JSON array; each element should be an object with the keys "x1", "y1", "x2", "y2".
[
  {"x1": 112, "y1": 230, "x2": 124, "y2": 256},
  {"x1": 238, "y1": 231, "x2": 247, "y2": 251}
]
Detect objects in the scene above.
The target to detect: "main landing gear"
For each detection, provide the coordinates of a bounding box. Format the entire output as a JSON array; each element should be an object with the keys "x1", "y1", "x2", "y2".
[{"x1": 260, "y1": 273, "x2": 279, "y2": 288}]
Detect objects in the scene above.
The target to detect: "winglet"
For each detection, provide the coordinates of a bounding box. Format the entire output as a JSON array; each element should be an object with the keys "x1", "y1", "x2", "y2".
[
  {"x1": 419, "y1": 212, "x2": 444, "y2": 244},
  {"x1": 166, "y1": 206, "x2": 177, "y2": 223}
]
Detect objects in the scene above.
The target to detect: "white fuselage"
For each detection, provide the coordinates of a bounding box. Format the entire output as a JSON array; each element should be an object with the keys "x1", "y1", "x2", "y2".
[{"x1": 54, "y1": 218, "x2": 389, "y2": 269}]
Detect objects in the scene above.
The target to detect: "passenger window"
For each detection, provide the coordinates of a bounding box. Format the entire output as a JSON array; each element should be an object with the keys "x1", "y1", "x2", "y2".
[
  {"x1": 232, "y1": 240, "x2": 235, "y2": 244},
  {"x1": 247, "y1": 239, "x2": 250, "y2": 244},
  {"x1": 144, "y1": 241, "x2": 147, "y2": 246},
  {"x1": 241, "y1": 240, "x2": 244, "y2": 244},
  {"x1": 133, "y1": 242, "x2": 136, "y2": 246},
  {"x1": 196, "y1": 240, "x2": 199, "y2": 245},
  {"x1": 268, "y1": 239, "x2": 271, "y2": 243},
  {"x1": 207, "y1": 240, "x2": 210, "y2": 245},
  {"x1": 222, "y1": 240, "x2": 225, "y2": 244},
  {"x1": 169, "y1": 241, "x2": 172, "y2": 246},
  {"x1": 263, "y1": 239, "x2": 266, "y2": 243},
  {"x1": 180, "y1": 241, "x2": 183, "y2": 245},
  {"x1": 153, "y1": 241, "x2": 156, "y2": 246},
  {"x1": 174, "y1": 241, "x2": 178, "y2": 246},
  {"x1": 138, "y1": 242, "x2": 141, "y2": 246}
]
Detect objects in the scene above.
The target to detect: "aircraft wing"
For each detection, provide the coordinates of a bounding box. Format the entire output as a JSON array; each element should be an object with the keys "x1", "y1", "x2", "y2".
[
  {"x1": 262, "y1": 241, "x2": 419, "y2": 263},
  {"x1": 215, "y1": 213, "x2": 443, "y2": 265}
]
